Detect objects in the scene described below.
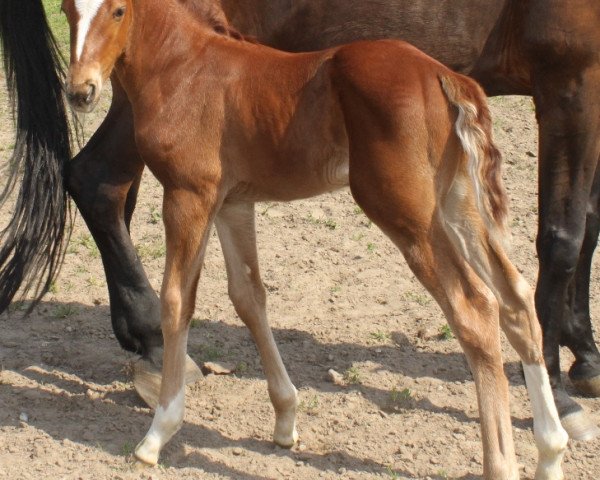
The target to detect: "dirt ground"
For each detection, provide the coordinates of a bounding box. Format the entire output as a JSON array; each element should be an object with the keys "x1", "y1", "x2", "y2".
[{"x1": 0, "y1": 75, "x2": 599, "y2": 479}]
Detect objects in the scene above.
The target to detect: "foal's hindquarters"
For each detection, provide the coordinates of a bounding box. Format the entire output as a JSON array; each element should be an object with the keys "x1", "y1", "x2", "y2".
[{"x1": 133, "y1": 41, "x2": 567, "y2": 479}]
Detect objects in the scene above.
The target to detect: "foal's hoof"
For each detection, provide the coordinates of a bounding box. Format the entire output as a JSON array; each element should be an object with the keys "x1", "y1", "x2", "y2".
[
  {"x1": 273, "y1": 424, "x2": 299, "y2": 448},
  {"x1": 560, "y1": 410, "x2": 600, "y2": 442},
  {"x1": 134, "y1": 436, "x2": 160, "y2": 466},
  {"x1": 133, "y1": 354, "x2": 203, "y2": 409},
  {"x1": 569, "y1": 362, "x2": 600, "y2": 397}
]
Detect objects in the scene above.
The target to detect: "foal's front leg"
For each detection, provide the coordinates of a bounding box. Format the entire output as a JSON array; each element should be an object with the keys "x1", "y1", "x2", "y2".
[{"x1": 135, "y1": 188, "x2": 217, "y2": 465}]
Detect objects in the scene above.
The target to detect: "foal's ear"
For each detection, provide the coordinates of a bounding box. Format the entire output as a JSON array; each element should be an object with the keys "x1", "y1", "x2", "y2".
[
  {"x1": 212, "y1": 22, "x2": 245, "y2": 41},
  {"x1": 213, "y1": 23, "x2": 227, "y2": 35}
]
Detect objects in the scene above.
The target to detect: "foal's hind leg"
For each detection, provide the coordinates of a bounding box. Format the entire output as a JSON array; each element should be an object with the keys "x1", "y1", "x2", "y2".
[
  {"x1": 440, "y1": 175, "x2": 570, "y2": 476},
  {"x1": 470, "y1": 174, "x2": 600, "y2": 442},
  {"x1": 485, "y1": 244, "x2": 571, "y2": 478},
  {"x1": 391, "y1": 225, "x2": 517, "y2": 479},
  {"x1": 442, "y1": 211, "x2": 570, "y2": 477},
  {"x1": 353, "y1": 175, "x2": 517, "y2": 480},
  {"x1": 491, "y1": 241, "x2": 597, "y2": 441},
  {"x1": 215, "y1": 202, "x2": 298, "y2": 447}
]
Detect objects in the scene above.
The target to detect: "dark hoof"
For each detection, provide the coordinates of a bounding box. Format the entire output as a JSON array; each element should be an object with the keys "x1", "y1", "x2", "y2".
[
  {"x1": 569, "y1": 361, "x2": 600, "y2": 397},
  {"x1": 184, "y1": 354, "x2": 205, "y2": 384},
  {"x1": 570, "y1": 376, "x2": 600, "y2": 397},
  {"x1": 132, "y1": 354, "x2": 203, "y2": 409},
  {"x1": 560, "y1": 410, "x2": 600, "y2": 441},
  {"x1": 553, "y1": 387, "x2": 600, "y2": 441},
  {"x1": 132, "y1": 357, "x2": 161, "y2": 409}
]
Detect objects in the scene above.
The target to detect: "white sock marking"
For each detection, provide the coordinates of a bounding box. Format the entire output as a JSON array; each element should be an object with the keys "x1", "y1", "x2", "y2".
[
  {"x1": 74, "y1": 0, "x2": 105, "y2": 61},
  {"x1": 144, "y1": 388, "x2": 185, "y2": 452},
  {"x1": 523, "y1": 363, "x2": 568, "y2": 479}
]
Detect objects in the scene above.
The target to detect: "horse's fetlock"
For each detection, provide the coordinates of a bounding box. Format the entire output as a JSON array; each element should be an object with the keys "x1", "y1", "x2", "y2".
[
  {"x1": 484, "y1": 459, "x2": 515, "y2": 480},
  {"x1": 269, "y1": 385, "x2": 298, "y2": 414},
  {"x1": 536, "y1": 426, "x2": 568, "y2": 457}
]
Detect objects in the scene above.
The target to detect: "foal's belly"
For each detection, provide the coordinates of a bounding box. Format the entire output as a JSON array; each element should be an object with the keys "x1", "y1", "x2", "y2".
[{"x1": 228, "y1": 145, "x2": 350, "y2": 203}]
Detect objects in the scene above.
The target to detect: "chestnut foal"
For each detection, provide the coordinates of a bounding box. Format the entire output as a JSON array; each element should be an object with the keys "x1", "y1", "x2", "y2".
[{"x1": 62, "y1": 0, "x2": 568, "y2": 478}]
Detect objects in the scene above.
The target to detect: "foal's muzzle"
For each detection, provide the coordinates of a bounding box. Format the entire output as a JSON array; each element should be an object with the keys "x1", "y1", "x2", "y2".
[{"x1": 66, "y1": 80, "x2": 99, "y2": 113}]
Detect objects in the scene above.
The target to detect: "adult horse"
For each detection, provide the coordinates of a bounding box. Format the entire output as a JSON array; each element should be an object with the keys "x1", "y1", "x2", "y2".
[
  {"x1": 1, "y1": 0, "x2": 599, "y2": 440},
  {"x1": 61, "y1": 0, "x2": 569, "y2": 478}
]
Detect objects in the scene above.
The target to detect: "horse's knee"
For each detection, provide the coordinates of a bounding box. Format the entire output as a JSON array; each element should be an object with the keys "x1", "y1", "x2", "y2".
[
  {"x1": 536, "y1": 226, "x2": 584, "y2": 278},
  {"x1": 67, "y1": 152, "x2": 125, "y2": 229}
]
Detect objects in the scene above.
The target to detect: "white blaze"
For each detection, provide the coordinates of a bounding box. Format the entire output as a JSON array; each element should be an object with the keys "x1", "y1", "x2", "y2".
[{"x1": 74, "y1": 0, "x2": 105, "y2": 60}]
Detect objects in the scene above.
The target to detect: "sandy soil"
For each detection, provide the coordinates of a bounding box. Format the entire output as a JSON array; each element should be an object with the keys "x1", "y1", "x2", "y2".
[{"x1": 1, "y1": 75, "x2": 599, "y2": 479}]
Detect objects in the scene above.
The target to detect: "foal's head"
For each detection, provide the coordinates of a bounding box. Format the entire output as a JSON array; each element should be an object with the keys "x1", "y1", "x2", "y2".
[{"x1": 62, "y1": 0, "x2": 132, "y2": 112}]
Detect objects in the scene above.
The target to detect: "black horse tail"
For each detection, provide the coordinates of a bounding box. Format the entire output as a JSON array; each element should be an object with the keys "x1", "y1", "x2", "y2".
[{"x1": 0, "y1": 0, "x2": 72, "y2": 313}]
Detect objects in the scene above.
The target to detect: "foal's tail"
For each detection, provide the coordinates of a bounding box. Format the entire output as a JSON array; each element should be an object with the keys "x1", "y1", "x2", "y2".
[
  {"x1": 440, "y1": 74, "x2": 509, "y2": 245},
  {"x1": 0, "y1": 0, "x2": 72, "y2": 313}
]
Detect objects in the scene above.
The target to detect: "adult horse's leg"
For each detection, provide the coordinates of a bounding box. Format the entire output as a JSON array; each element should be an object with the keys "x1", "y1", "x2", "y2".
[
  {"x1": 67, "y1": 79, "x2": 201, "y2": 406},
  {"x1": 215, "y1": 201, "x2": 298, "y2": 447},
  {"x1": 563, "y1": 167, "x2": 600, "y2": 396},
  {"x1": 67, "y1": 79, "x2": 160, "y2": 356},
  {"x1": 531, "y1": 65, "x2": 600, "y2": 438}
]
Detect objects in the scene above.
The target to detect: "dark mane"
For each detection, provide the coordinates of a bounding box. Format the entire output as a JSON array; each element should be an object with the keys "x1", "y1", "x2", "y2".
[{"x1": 177, "y1": 0, "x2": 253, "y2": 42}]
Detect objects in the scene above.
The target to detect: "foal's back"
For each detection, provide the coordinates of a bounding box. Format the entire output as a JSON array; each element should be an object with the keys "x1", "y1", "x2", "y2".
[{"x1": 185, "y1": 37, "x2": 461, "y2": 204}]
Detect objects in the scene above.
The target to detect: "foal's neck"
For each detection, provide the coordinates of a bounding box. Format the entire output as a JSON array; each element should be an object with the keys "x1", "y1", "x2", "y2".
[{"x1": 117, "y1": 0, "x2": 223, "y2": 100}]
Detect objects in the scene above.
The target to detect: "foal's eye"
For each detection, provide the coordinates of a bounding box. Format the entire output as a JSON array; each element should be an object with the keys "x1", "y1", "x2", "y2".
[{"x1": 113, "y1": 7, "x2": 126, "y2": 19}]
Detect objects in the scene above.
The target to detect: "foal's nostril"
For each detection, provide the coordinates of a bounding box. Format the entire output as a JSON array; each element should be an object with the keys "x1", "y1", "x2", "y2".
[{"x1": 84, "y1": 83, "x2": 96, "y2": 105}]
